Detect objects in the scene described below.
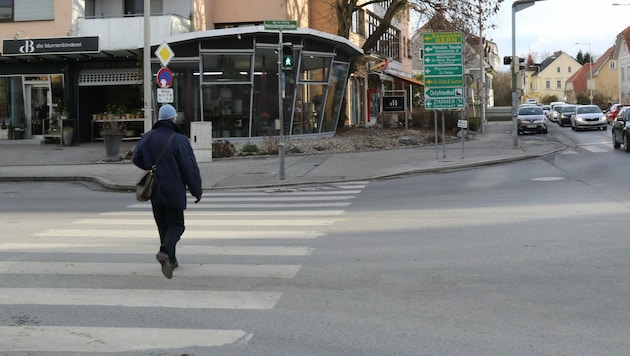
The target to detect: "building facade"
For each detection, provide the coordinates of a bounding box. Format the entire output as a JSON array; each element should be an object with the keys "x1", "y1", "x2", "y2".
[
  {"x1": 0, "y1": 0, "x2": 365, "y2": 143},
  {"x1": 523, "y1": 51, "x2": 581, "y2": 103}
]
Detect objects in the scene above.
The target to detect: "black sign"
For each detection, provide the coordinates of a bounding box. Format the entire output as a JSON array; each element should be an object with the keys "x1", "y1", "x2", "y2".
[
  {"x1": 2, "y1": 36, "x2": 100, "y2": 56},
  {"x1": 383, "y1": 96, "x2": 405, "y2": 112}
]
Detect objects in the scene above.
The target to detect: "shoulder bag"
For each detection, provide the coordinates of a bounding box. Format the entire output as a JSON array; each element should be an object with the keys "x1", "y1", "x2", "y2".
[{"x1": 135, "y1": 132, "x2": 176, "y2": 202}]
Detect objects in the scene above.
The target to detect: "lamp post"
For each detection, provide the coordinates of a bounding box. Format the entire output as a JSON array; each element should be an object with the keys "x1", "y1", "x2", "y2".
[
  {"x1": 512, "y1": 0, "x2": 544, "y2": 148},
  {"x1": 576, "y1": 42, "x2": 593, "y2": 104},
  {"x1": 143, "y1": 0, "x2": 152, "y2": 132}
]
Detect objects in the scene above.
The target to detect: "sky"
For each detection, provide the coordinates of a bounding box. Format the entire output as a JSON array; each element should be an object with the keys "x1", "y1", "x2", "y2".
[{"x1": 485, "y1": 0, "x2": 629, "y2": 69}]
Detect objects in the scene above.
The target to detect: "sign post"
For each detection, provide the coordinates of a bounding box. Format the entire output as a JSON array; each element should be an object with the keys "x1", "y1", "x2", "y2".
[
  {"x1": 264, "y1": 20, "x2": 297, "y2": 180},
  {"x1": 423, "y1": 32, "x2": 464, "y2": 158}
]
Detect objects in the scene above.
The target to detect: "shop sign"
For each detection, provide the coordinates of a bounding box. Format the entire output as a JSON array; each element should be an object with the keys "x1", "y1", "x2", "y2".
[
  {"x1": 383, "y1": 96, "x2": 405, "y2": 112},
  {"x1": 2, "y1": 36, "x2": 99, "y2": 56}
]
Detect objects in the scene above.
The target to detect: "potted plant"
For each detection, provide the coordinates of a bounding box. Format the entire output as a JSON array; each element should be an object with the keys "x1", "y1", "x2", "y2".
[{"x1": 100, "y1": 119, "x2": 126, "y2": 161}]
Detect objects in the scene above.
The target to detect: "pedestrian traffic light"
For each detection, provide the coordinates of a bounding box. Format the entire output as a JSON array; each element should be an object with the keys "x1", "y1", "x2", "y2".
[
  {"x1": 282, "y1": 43, "x2": 294, "y2": 70},
  {"x1": 503, "y1": 56, "x2": 512, "y2": 65}
]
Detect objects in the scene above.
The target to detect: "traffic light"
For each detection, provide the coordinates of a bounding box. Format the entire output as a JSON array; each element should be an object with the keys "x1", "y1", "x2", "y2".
[
  {"x1": 282, "y1": 43, "x2": 294, "y2": 70},
  {"x1": 512, "y1": 56, "x2": 525, "y2": 73},
  {"x1": 503, "y1": 56, "x2": 512, "y2": 65}
]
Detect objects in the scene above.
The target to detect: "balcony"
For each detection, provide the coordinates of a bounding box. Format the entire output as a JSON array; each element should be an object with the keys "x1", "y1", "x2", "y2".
[{"x1": 70, "y1": 14, "x2": 191, "y2": 51}]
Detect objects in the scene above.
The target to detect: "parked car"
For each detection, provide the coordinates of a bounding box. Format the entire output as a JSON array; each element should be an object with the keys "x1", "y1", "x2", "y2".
[
  {"x1": 571, "y1": 105, "x2": 607, "y2": 131},
  {"x1": 558, "y1": 105, "x2": 577, "y2": 127},
  {"x1": 517, "y1": 105, "x2": 547, "y2": 134},
  {"x1": 612, "y1": 107, "x2": 630, "y2": 151},
  {"x1": 606, "y1": 103, "x2": 629, "y2": 123}
]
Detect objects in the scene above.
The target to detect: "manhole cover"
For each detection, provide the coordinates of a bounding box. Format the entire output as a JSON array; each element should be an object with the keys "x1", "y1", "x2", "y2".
[{"x1": 531, "y1": 176, "x2": 565, "y2": 182}]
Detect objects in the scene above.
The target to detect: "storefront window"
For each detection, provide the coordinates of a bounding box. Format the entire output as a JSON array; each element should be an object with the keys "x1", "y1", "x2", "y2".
[
  {"x1": 202, "y1": 84, "x2": 251, "y2": 138},
  {"x1": 300, "y1": 53, "x2": 332, "y2": 82},
  {"x1": 201, "y1": 51, "x2": 253, "y2": 82},
  {"x1": 0, "y1": 76, "x2": 24, "y2": 129},
  {"x1": 251, "y1": 46, "x2": 279, "y2": 137},
  {"x1": 292, "y1": 83, "x2": 326, "y2": 135},
  {"x1": 322, "y1": 62, "x2": 350, "y2": 132}
]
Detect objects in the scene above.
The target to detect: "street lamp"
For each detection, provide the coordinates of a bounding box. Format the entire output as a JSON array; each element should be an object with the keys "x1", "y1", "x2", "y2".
[
  {"x1": 512, "y1": 0, "x2": 545, "y2": 148},
  {"x1": 575, "y1": 42, "x2": 593, "y2": 104}
]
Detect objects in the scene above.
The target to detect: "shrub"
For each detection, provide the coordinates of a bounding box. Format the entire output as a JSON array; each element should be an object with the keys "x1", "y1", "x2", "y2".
[
  {"x1": 262, "y1": 135, "x2": 280, "y2": 155},
  {"x1": 212, "y1": 140, "x2": 236, "y2": 158},
  {"x1": 241, "y1": 142, "x2": 259, "y2": 154}
]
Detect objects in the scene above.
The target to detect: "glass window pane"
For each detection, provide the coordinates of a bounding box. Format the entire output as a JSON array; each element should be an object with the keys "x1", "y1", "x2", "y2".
[
  {"x1": 300, "y1": 54, "x2": 331, "y2": 82},
  {"x1": 202, "y1": 53, "x2": 252, "y2": 82},
  {"x1": 321, "y1": 62, "x2": 349, "y2": 132}
]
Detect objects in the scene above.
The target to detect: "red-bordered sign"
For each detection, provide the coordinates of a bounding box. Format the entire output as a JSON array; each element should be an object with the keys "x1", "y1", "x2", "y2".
[{"x1": 156, "y1": 67, "x2": 173, "y2": 89}]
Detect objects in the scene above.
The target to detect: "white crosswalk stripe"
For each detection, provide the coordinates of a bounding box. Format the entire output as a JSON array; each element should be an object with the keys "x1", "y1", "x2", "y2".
[
  {"x1": 560, "y1": 144, "x2": 610, "y2": 154},
  {"x1": 0, "y1": 181, "x2": 368, "y2": 353}
]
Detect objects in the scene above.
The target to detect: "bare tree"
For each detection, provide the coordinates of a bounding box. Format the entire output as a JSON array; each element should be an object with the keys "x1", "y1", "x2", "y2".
[{"x1": 318, "y1": 0, "x2": 503, "y2": 53}]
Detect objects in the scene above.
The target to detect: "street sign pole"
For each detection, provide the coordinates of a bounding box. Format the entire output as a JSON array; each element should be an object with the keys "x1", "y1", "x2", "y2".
[
  {"x1": 264, "y1": 20, "x2": 297, "y2": 180},
  {"x1": 277, "y1": 30, "x2": 285, "y2": 180}
]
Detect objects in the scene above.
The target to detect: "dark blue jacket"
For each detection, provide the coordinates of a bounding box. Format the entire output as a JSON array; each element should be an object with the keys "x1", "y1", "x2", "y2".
[{"x1": 132, "y1": 120, "x2": 202, "y2": 209}]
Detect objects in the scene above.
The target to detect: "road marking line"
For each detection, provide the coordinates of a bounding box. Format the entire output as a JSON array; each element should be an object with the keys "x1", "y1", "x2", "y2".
[
  {"x1": 188, "y1": 190, "x2": 362, "y2": 196},
  {"x1": 129, "y1": 202, "x2": 351, "y2": 209},
  {"x1": 0, "y1": 326, "x2": 250, "y2": 352},
  {"x1": 33, "y1": 229, "x2": 323, "y2": 239},
  {"x1": 72, "y1": 218, "x2": 336, "y2": 226},
  {"x1": 103, "y1": 210, "x2": 346, "y2": 217},
  {"x1": 581, "y1": 145, "x2": 608, "y2": 153},
  {"x1": 0, "y1": 262, "x2": 301, "y2": 278},
  {"x1": 0, "y1": 243, "x2": 313, "y2": 256},
  {"x1": 0, "y1": 287, "x2": 282, "y2": 309}
]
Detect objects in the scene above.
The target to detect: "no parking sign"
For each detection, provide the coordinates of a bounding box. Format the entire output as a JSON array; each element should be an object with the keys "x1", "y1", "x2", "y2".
[{"x1": 156, "y1": 67, "x2": 173, "y2": 89}]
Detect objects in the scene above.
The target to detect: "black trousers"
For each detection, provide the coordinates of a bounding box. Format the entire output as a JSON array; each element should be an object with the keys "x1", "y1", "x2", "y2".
[{"x1": 152, "y1": 206, "x2": 185, "y2": 264}]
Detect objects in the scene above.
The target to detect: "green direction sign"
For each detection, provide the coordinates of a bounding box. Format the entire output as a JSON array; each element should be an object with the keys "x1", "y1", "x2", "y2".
[
  {"x1": 424, "y1": 54, "x2": 463, "y2": 65},
  {"x1": 425, "y1": 98, "x2": 465, "y2": 110},
  {"x1": 425, "y1": 87, "x2": 464, "y2": 99},
  {"x1": 264, "y1": 20, "x2": 298, "y2": 31},
  {"x1": 424, "y1": 65, "x2": 463, "y2": 77},
  {"x1": 423, "y1": 32, "x2": 463, "y2": 44},
  {"x1": 424, "y1": 77, "x2": 464, "y2": 87},
  {"x1": 423, "y1": 43, "x2": 463, "y2": 55}
]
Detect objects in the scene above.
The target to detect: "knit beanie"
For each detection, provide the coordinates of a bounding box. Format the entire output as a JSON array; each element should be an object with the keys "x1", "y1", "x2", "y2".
[{"x1": 158, "y1": 104, "x2": 177, "y2": 121}]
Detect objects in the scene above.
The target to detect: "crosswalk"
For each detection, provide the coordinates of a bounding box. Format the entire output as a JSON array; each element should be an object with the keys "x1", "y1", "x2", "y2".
[
  {"x1": 0, "y1": 181, "x2": 368, "y2": 353},
  {"x1": 559, "y1": 142, "x2": 611, "y2": 154}
]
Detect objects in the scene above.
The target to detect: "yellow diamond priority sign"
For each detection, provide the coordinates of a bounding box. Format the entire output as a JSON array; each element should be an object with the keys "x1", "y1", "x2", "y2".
[{"x1": 155, "y1": 42, "x2": 174, "y2": 67}]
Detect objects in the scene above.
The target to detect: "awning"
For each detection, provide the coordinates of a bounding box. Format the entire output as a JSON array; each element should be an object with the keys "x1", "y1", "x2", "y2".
[
  {"x1": 369, "y1": 72, "x2": 394, "y2": 82},
  {"x1": 384, "y1": 70, "x2": 424, "y2": 86}
]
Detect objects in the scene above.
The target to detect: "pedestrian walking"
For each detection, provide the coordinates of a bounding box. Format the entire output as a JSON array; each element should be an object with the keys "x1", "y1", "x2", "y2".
[{"x1": 132, "y1": 104, "x2": 202, "y2": 279}]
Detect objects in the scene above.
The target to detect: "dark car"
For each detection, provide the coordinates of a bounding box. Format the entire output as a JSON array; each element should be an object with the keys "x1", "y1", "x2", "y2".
[
  {"x1": 612, "y1": 107, "x2": 630, "y2": 151},
  {"x1": 558, "y1": 105, "x2": 577, "y2": 127}
]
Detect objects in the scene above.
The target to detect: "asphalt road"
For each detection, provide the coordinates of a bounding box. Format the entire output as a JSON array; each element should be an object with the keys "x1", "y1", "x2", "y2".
[{"x1": 1, "y1": 123, "x2": 629, "y2": 354}]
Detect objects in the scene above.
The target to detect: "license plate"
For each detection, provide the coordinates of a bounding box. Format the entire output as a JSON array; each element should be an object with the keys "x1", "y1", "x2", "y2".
[{"x1": 527, "y1": 125, "x2": 537, "y2": 128}]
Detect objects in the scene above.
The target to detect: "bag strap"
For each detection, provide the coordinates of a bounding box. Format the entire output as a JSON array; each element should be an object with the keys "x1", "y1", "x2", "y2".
[{"x1": 151, "y1": 132, "x2": 176, "y2": 170}]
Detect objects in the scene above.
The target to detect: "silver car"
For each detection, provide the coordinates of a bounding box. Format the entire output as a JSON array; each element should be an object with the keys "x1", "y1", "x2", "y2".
[
  {"x1": 518, "y1": 105, "x2": 548, "y2": 134},
  {"x1": 571, "y1": 105, "x2": 607, "y2": 131}
]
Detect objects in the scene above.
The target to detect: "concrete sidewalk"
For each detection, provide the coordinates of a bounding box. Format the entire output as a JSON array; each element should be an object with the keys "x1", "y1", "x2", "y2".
[{"x1": 0, "y1": 121, "x2": 566, "y2": 191}]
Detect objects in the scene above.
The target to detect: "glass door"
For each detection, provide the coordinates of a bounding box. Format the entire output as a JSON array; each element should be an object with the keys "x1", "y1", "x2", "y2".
[{"x1": 24, "y1": 82, "x2": 50, "y2": 139}]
